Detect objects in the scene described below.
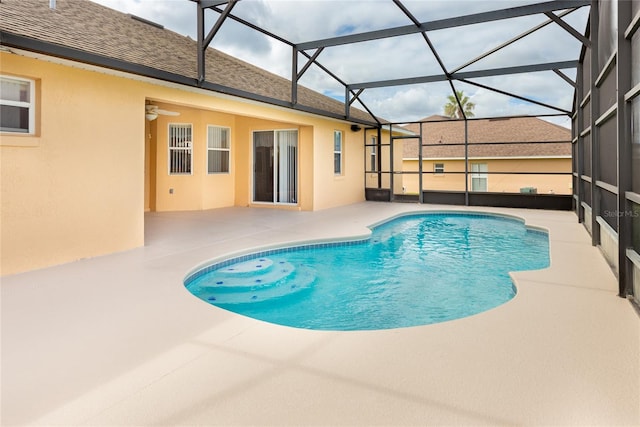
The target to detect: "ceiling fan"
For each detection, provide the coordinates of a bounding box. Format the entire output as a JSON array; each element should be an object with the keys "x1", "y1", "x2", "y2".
[{"x1": 145, "y1": 104, "x2": 180, "y2": 121}]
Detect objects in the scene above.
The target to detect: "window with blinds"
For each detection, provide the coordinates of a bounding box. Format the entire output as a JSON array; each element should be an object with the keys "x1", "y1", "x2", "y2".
[
  {"x1": 334, "y1": 130, "x2": 343, "y2": 175},
  {"x1": 276, "y1": 130, "x2": 297, "y2": 203},
  {"x1": 169, "y1": 124, "x2": 192, "y2": 174},
  {"x1": 207, "y1": 125, "x2": 230, "y2": 174}
]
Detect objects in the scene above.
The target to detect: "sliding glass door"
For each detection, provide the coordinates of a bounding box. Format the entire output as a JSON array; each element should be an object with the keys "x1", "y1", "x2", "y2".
[
  {"x1": 276, "y1": 130, "x2": 297, "y2": 203},
  {"x1": 253, "y1": 130, "x2": 298, "y2": 204}
]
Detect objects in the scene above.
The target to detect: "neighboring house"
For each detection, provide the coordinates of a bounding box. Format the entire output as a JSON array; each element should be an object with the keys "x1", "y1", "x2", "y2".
[
  {"x1": 402, "y1": 115, "x2": 572, "y2": 195},
  {"x1": 0, "y1": 0, "x2": 394, "y2": 275}
]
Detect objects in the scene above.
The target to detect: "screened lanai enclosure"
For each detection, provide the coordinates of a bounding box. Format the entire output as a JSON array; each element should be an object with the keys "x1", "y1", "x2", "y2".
[{"x1": 191, "y1": 0, "x2": 639, "y2": 306}]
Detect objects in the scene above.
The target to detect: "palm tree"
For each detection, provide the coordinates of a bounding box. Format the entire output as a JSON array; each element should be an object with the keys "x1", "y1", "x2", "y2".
[{"x1": 443, "y1": 90, "x2": 475, "y2": 119}]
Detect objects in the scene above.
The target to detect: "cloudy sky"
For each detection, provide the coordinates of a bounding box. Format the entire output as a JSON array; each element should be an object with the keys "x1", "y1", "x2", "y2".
[{"x1": 90, "y1": 0, "x2": 589, "y2": 126}]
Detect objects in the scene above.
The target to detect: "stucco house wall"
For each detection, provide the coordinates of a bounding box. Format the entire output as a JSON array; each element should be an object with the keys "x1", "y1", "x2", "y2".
[
  {"x1": 312, "y1": 124, "x2": 365, "y2": 210},
  {"x1": 0, "y1": 51, "x2": 368, "y2": 275},
  {"x1": 0, "y1": 0, "x2": 393, "y2": 275},
  {"x1": 1, "y1": 54, "x2": 146, "y2": 275}
]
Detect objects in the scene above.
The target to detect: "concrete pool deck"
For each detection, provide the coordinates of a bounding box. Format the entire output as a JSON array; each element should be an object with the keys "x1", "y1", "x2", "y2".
[{"x1": 2, "y1": 202, "x2": 639, "y2": 426}]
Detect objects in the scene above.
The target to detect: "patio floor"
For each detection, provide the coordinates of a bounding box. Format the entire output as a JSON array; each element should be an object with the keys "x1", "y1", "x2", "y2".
[{"x1": 2, "y1": 202, "x2": 639, "y2": 426}]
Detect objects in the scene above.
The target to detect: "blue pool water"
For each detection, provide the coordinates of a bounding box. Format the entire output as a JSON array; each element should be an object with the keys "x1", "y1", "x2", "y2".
[{"x1": 185, "y1": 212, "x2": 549, "y2": 330}]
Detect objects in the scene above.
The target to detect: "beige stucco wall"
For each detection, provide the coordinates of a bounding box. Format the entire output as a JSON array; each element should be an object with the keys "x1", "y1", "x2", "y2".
[
  {"x1": 402, "y1": 158, "x2": 572, "y2": 195},
  {"x1": 312, "y1": 124, "x2": 365, "y2": 209},
  {"x1": 1, "y1": 52, "x2": 366, "y2": 275},
  {"x1": 1, "y1": 53, "x2": 145, "y2": 276},
  {"x1": 147, "y1": 103, "x2": 237, "y2": 212},
  {"x1": 143, "y1": 100, "x2": 365, "y2": 214}
]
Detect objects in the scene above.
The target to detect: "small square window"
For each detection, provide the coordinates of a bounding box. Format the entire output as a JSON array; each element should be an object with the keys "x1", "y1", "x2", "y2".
[
  {"x1": 0, "y1": 76, "x2": 35, "y2": 134},
  {"x1": 434, "y1": 163, "x2": 445, "y2": 175}
]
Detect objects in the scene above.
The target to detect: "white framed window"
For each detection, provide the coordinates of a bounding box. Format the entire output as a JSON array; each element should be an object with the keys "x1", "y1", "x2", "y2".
[
  {"x1": 334, "y1": 130, "x2": 343, "y2": 175},
  {"x1": 434, "y1": 163, "x2": 445, "y2": 175},
  {"x1": 207, "y1": 125, "x2": 230, "y2": 174},
  {"x1": 0, "y1": 75, "x2": 35, "y2": 134},
  {"x1": 471, "y1": 162, "x2": 488, "y2": 191},
  {"x1": 168, "y1": 124, "x2": 192, "y2": 175},
  {"x1": 370, "y1": 136, "x2": 377, "y2": 172}
]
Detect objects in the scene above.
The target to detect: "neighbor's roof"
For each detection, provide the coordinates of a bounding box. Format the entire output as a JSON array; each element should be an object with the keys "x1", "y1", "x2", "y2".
[
  {"x1": 0, "y1": 0, "x2": 373, "y2": 123},
  {"x1": 402, "y1": 115, "x2": 572, "y2": 159}
]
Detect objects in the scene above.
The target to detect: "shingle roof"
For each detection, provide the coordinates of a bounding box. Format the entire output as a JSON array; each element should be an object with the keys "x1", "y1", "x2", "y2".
[
  {"x1": 402, "y1": 115, "x2": 572, "y2": 158},
  {"x1": 0, "y1": 0, "x2": 374, "y2": 123}
]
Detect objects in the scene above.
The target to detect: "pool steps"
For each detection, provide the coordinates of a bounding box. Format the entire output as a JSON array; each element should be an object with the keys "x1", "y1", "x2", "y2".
[{"x1": 190, "y1": 257, "x2": 316, "y2": 305}]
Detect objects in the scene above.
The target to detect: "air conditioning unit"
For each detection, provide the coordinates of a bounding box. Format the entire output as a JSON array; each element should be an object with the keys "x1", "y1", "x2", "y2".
[{"x1": 520, "y1": 187, "x2": 537, "y2": 194}]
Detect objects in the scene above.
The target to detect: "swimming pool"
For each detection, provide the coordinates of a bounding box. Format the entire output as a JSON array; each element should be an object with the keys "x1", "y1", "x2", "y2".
[{"x1": 184, "y1": 212, "x2": 549, "y2": 330}]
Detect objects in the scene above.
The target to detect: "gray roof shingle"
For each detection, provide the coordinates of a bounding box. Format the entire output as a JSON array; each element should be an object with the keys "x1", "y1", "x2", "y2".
[{"x1": 402, "y1": 115, "x2": 572, "y2": 158}]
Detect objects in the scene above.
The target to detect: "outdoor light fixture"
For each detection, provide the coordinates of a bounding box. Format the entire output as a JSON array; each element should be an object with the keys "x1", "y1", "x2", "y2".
[
  {"x1": 350, "y1": 124, "x2": 361, "y2": 132},
  {"x1": 145, "y1": 112, "x2": 158, "y2": 121}
]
